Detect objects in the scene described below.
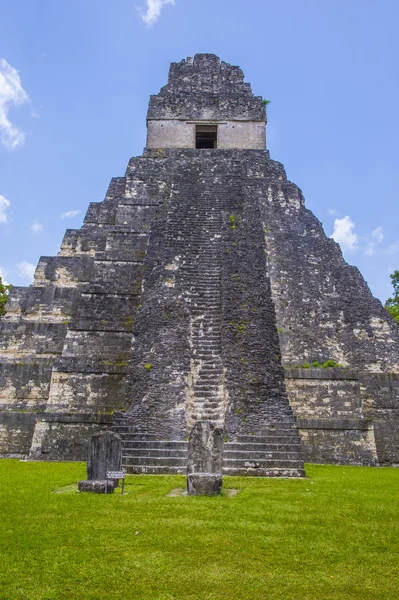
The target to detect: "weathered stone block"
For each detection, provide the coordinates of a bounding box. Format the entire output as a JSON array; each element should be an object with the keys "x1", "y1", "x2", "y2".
[
  {"x1": 29, "y1": 418, "x2": 112, "y2": 461},
  {"x1": 84, "y1": 201, "x2": 118, "y2": 225},
  {"x1": 78, "y1": 480, "x2": 114, "y2": 494},
  {"x1": 86, "y1": 430, "x2": 122, "y2": 481},
  {"x1": 35, "y1": 256, "x2": 93, "y2": 287},
  {"x1": 187, "y1": 473, "x2": 222, "y2": 496},
  {"x1": 73, "y1": 293, "x2": 139, "y2": 332},
  {"x1": 0, "y1": 411, "x2": 37, "y2": 457}
]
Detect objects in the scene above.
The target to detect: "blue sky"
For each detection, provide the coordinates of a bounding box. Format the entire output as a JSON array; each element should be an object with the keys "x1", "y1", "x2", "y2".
[{"x1": 0, "y1": 0, "x2": 398, "y2": 302}]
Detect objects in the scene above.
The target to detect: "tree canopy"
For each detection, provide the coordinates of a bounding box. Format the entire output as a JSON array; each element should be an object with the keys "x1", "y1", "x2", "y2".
[
  {"x1": 385, "y1": 270, "x2": 399, "y2": 325},
  {"x1": 0, "y1": 277, "x2": 11, "y2": 319}
]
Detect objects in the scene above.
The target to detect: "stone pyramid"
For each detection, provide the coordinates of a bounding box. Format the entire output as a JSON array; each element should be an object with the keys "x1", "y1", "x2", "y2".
[{"x1": 1, "y1": 54, "x2": 398, "y2": 475}]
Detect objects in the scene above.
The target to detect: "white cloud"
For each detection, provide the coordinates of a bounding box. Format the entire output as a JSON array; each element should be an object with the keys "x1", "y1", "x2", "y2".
[
  {"x1": 139, "y1": 0, "x2": 175, "y2": 26},
  {"x1": 0, "y1": 266, "x2": 9, "y2": 285},
  {"x1": 365, "y1": 226, "x2": 384, "y2": 256},
  {"x1": 30, "y1": 220, "x2": 43, "y2": 234},
  {"x1": 331, "y1": 215, "x2": 358, "y2": 252},
  {"x1": 371, "y1": 226, "x2": 384, "y2": 244},
  {"x1": 0, "y1": 58, "x2": 29, "y2": 150},
  {"x1": 0, "y1": 194, "x2": 10, "y2": 223},
  {"x1": 61, "y1": 210, "x2": 81, "y2": 219},
  {"x1": 385, "y1": 241, "x2": 399, "y2": 255},
  {"x1": 328, "y1": 208, "x2": 339, "y2": 216},
  {"x1": 17, "y1": 260, "x2": 36, "y2": 281}
]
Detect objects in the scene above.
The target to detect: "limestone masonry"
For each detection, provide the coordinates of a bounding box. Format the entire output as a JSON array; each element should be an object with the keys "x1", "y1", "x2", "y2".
[{"x1": 1, "y1": 54, "x2": 398, "y2": 474}]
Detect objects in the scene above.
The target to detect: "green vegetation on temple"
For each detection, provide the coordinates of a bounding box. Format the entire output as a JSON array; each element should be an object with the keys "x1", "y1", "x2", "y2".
[
  {"x1": 0, "y1": 276, "x2": 11, "y2": 319},
  {"x1": 385, "y1": 270, "x2": 399, "y2": 324}
]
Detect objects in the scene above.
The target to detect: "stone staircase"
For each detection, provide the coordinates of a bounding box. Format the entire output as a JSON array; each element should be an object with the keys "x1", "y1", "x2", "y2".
[
  {"x1": 112, "y1": 416, "x2": 305, "y2": 477},
  {"x1": 223, "y1": 426, "x2": 305, "y2": 477},
  {"x1": 178, "y1": 182, "x2": 226, "y2": 429}
]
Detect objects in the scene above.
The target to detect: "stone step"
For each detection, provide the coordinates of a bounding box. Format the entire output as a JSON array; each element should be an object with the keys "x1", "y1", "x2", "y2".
[
  {"x1": 192, "y1": 390, "x2": 223, "y2": 398},
  {"x1": 222, "y1": 467, "x2": 305, "y2": 478},
  {"x1": 184, "y1": 275, "x2": 220, "y2": 280},
  {"x1": 189, "y1": 419, "x2": 225, "y2": 427},
  {"x1": 190, "y1": 304, "x2": 220, "y2": 310},
  {"x1": 124, "y1": 465, "x2": 187, "y2": 475},
  {"x1": 122, "y1": 448, "x2": 188, "y2": 458},
  {"x1": 187, "y1": 294, "x2": 220, "y2": 299},
  {"x1": 235, "y1": 431, "x2": 300, "y2": 442},
  {"x1": 191, "y1": 335, "x2": 220, "y2": 340},
  {"x1": 194, "y1": 345, "x2": 221, "y2": 352},
  {"x1": 223, "y1": 458, "x2": 304, "y2": 469},
  {"x1": 191, "y1": 415, "x2": 225, "y2": 422},
  {"x1": 123, "y1": 456, "x2": 187, "y2": 467},
  {"x1": 185, "y1": 290, "x2": 220, "y2": 295},
  {"x1": 193, "y1": 382, "x2": 223, "y2": 388},
  {"x1": 192, "y1": 346, "x2": 221, "y2": 352},
  {"x1": 119, "y1": 440, "x2": 188, "y2": 448},
  {"x1": 237, "y1": 435, "x2": 301, "y2": 444},
  {"x1": 225, "y1": 442, "x2": 301, "y2": 452},
  {"x1": 223, "y1": 450, "x2": 302, "y2": 460},
  {"x1": 190, "y1": 311, "x2": 220, "y2": 316},
  {"x1": 181, "y1": 269, "x2": 219, "y2": 274},
  {"x1": 123, "y1": 464, "x2": 304, "y2": 477},
  {"x1": 193, "y1": 384, "x2": 223, "y2": 390},
  {"x1": 111, "y1": 429, "x2": 160, "y2": 438}
]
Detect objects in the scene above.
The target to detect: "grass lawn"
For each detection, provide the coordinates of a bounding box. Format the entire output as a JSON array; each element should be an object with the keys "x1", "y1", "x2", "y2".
[{"x1": 0, "y1": 461, "x2": 398, "y2": 599}]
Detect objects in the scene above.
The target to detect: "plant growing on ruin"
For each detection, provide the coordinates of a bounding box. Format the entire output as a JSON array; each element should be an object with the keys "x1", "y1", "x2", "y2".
[
  {"x1": 0, "y1": 277, "x2": 11, "y2": 319},
  {"x1": 295, "y1": 360, "x2": 344, "y2": 369},
  {"x1": 262, "y1": 99, "x2": 271, "y2": 106},
  {"x1": 322, "y1": 360, "x2": 344, "y2": 369},
  {"x1": 385, "y1": 270, "x2": 399, "y2": 325}
]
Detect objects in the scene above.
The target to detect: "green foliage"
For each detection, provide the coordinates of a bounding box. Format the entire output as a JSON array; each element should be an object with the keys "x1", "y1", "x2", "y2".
[
  {"x1": 262, "y1": 99, "x2": 271, "y2": 106},
  {"x1": 144, "y1": 363, "x2": 152, "y2": 371},
  {"x1": 1, "y1": 461, "x2": 399, "y2": 599},
  {"x1": 295, "y1": 360, "x2": 344, "y2": 369},
  {"x1": 229, "y1": 214, "x2": 236, "y2": 229},
  {"x1": 385, "y1": 270, "x2": 399, "y2": 324},
  {"x1": 122, "y1": 316, "x2": 134, "y2": 329},
  {"x1": 0, "y1": 276, "x2": 11, "y2": 319},
  {"x1": 229, "y1": 319, "x2": 247, "y2": 334},
  {"x1": 322, "y1": 360, "x2": 344, "y2": 369}
]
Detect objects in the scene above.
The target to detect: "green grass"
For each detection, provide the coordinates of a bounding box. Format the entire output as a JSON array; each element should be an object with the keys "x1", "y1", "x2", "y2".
[{"x1": 1, "y1": 461, "x2": 399, "y2": 599}]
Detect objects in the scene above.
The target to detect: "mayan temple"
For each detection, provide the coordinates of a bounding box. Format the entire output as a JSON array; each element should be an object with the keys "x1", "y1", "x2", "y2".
[{"x1": 1, "y1": 54, "x2": 399, "y2": 475}]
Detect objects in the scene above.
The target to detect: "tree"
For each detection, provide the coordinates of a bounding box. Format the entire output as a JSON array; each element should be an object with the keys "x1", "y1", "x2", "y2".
[
  {"x1": 0, "y1": 277, "x2": 11, "y2": 319},
  {"x1": 385, "y1": 270, "x2": 399, "y2": 325}
]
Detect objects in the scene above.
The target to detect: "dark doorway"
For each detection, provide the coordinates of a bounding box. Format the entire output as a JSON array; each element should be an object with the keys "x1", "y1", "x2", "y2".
[{"x1": 196, "y1": 125, "x2": 218, "y2": 149}]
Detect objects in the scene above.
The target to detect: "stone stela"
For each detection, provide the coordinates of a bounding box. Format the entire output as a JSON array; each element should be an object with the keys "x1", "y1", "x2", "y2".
[
  {"x1": 78, "y1": 431, "x2": 122, "y2": 494},
  {"x1": 187, "y1": 421, "x2": 224, "y2": 496},
  {"x1": 0, "y1": 54, "x2": 398, "y2": 475}
]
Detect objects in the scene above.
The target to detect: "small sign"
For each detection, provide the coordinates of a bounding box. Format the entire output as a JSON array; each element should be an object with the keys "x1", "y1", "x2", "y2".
[
  {"x1": 106, "y1": 470, "x2": 126, "y2": 494},
  {"x1": 106, "y1": 471, "x2": 125, "y2": 480}
]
